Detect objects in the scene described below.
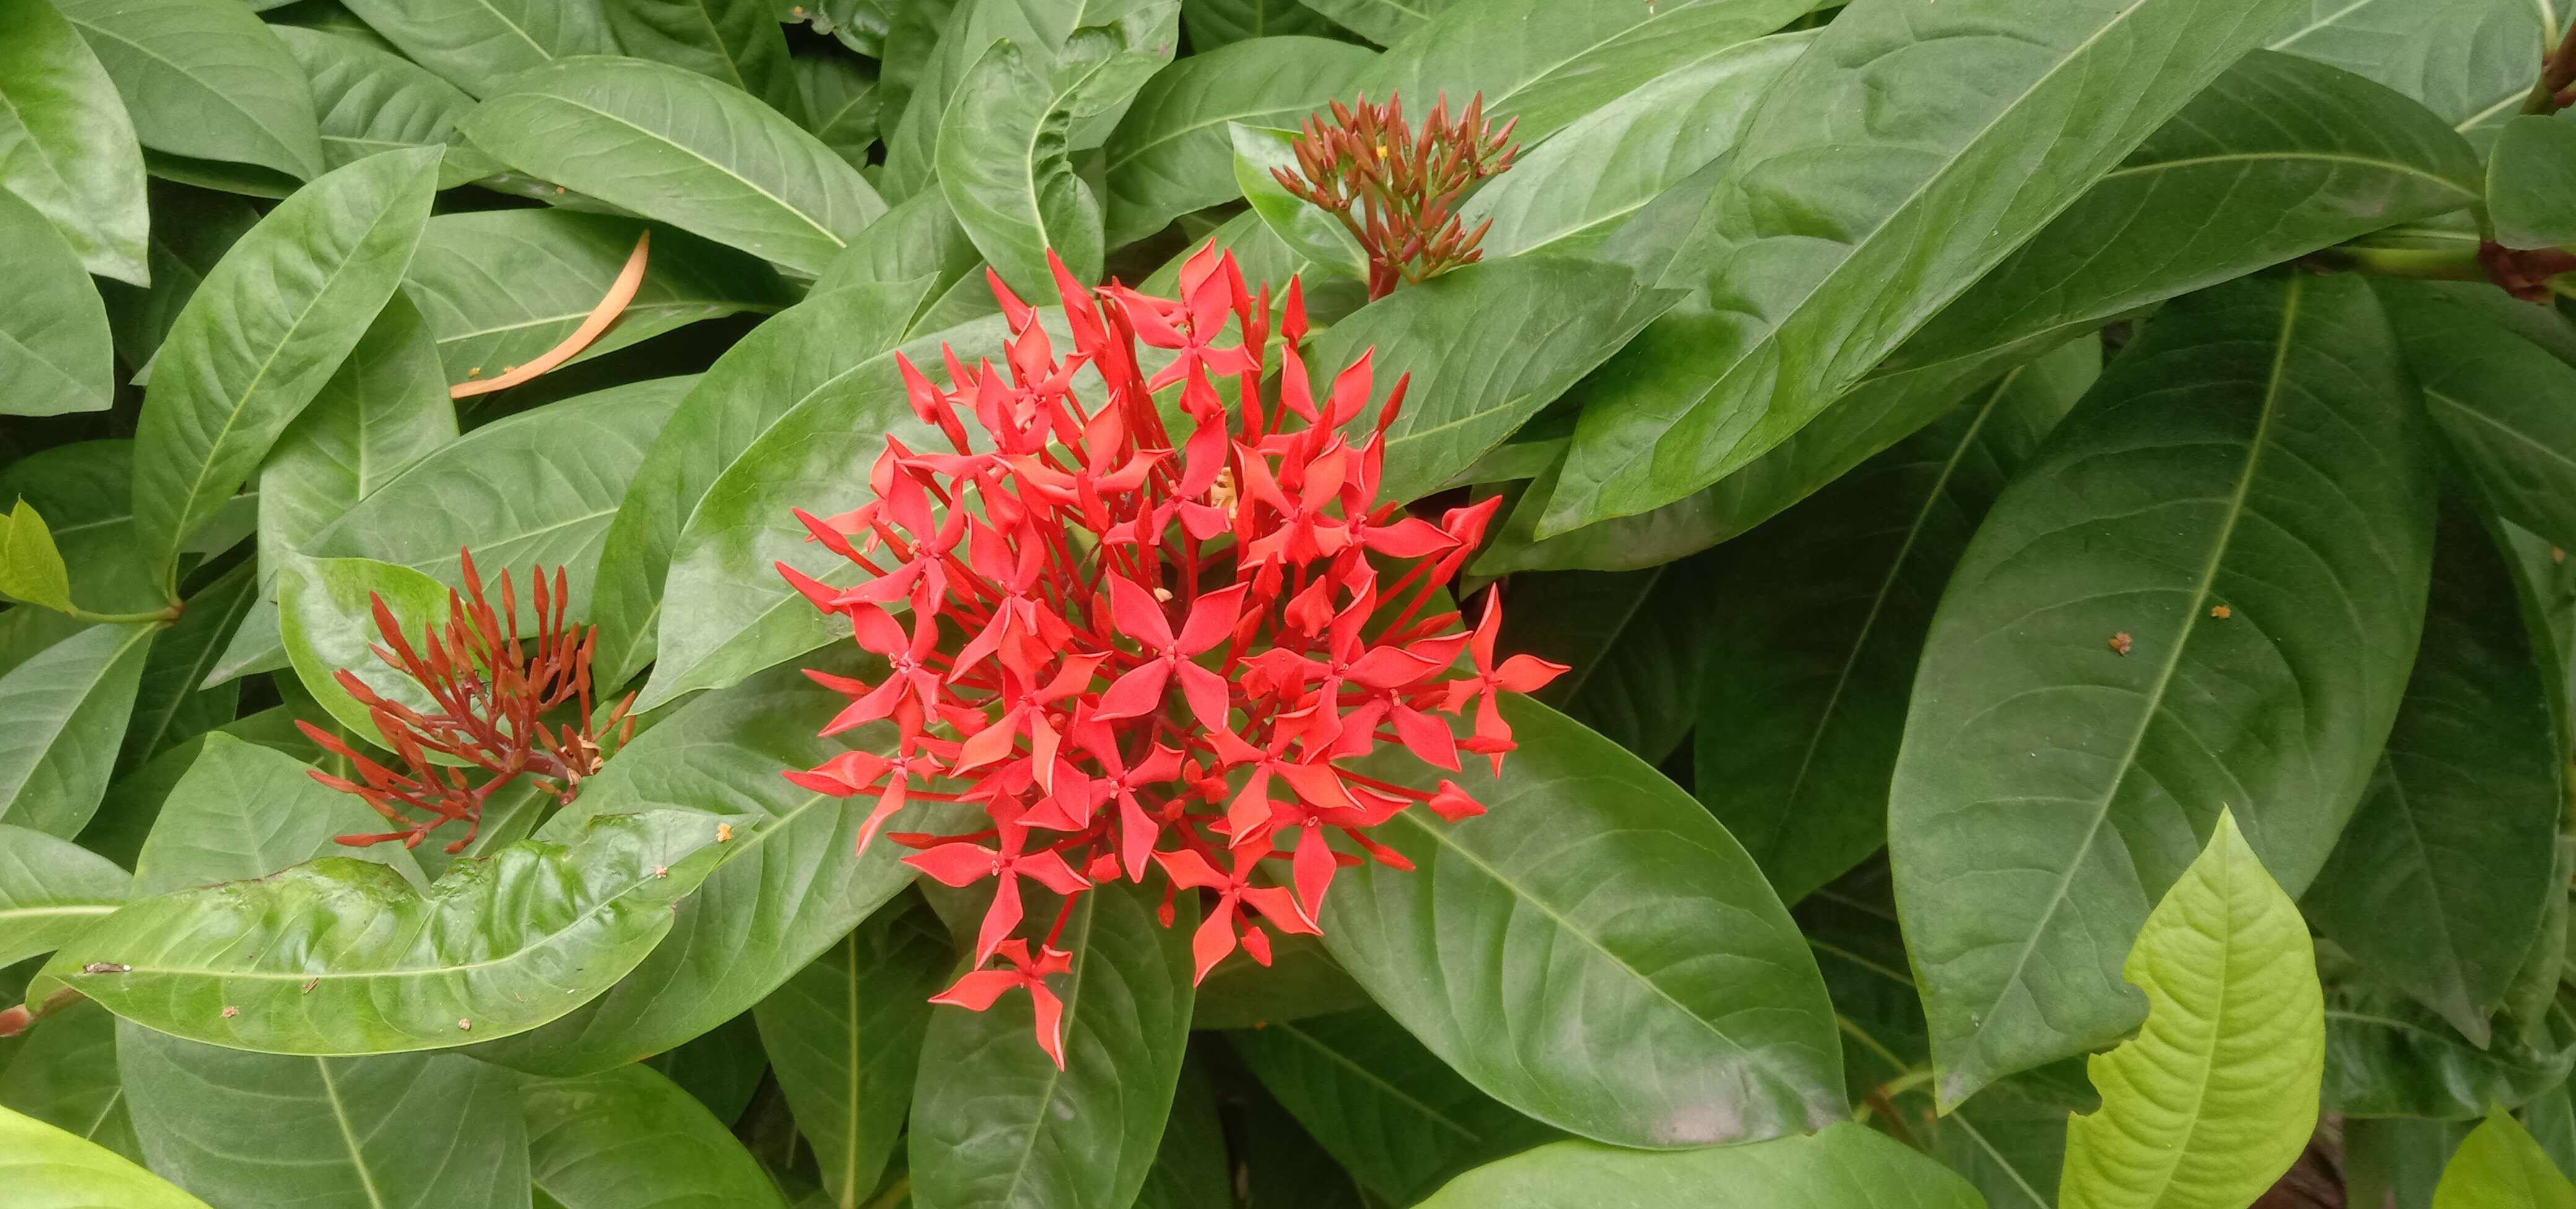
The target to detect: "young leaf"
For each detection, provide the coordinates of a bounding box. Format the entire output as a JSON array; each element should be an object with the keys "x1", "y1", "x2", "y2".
[
  {"x1": 1413, "y1": 1122, "x2": 1985, "y2": 1208},
  {"x1": 129, "y1": 146, "x2": 440, "y2": 590},
  {"x1": 2434, "y1": 1107, "x2": 2576, "y2": 1208},
  {"x1": 0, "y1": 823, "x2": 127, "y2": 968},
  {"x1": 751, "y1": 902, "x2": 947, "y2": 1206},
  {"x1": 0, "y1": 188, "x2": 113, "y2": 418},
  {"x1": 908, "y1": 880, "x2": 1196, "y2": 1209},
  {"x1": 1100, "y1": 35, "x2": 1378, "y2": 248},
  {"x1": 463, "y1": 56, "x2": 887, "y2": 277},
  {"x1": 1323, "y1": 695, "x2": 1844, "y2": 1148},
  {"x1": 937, "y1": 39, "x2": 1103, "y2": 295},
  {"x1": 334, "y1": 0, "x2": 616, "y2": 97},
  {"x1": 0, "y1": 0, "x2": 149, "y2": 284},
  {"x1": 0, "y1": 623, "x2": 154, "y2": 837},
  {"x1": 524, "y1": 1065, "x2": 788, "y2": 1208},
  {"x1": 0, "y1": 1102, "x2": 209, "y2": 1208},
  {"x1": 0, "y1": 499, "x2": 75, "y2": 614},
  {"x1": 53, "y1": 0, "x2": 324, "y2": 181},
  {"x1": 2057, "y1": 811, "x2": 2325, "y2": 1209},
  {"x1": 1541, "y1": 0, "x2": 2310, "y2": 536},
  {"x1": 603, "y1": 0, "x2": 801, "y2": 120},
  {"x1": 1890, "y1": 274, "x2": 2437, "y2": 1108},
  {"x1": 1136, "y1": 1056, "x2": 1232, "y2": 1209}
]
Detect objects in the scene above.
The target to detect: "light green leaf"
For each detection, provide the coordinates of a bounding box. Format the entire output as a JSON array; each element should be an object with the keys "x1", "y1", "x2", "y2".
[
  {"x1": 938, "y1": 39, "x2": 1103, "y2": 295},
  {"x1": 524, "y1": 1065, "x2": 788, "y2": 1209},
  {"x1": 604, "y1": 0, "x2": 801, "y2": 119},
  {"x1": 2436, "y1": 1107, "x2": 2576, "y2": 1208},
  {"x1": 54, "y1": 0, "x2": 323, "y2": 180},
  {"x1": 0, "y1": 1000, "x2": 140, "y2": 1164},
  {"x1": 274, "y1": 25, "x2": 502, "y2": 185},
  {"x1": 0, "y1": 0, "x2": 148, "y2": 284},
  {"x1": 0, "y1": 624, "x2": 154, "y2": 838},
  {"x1": 1415, "y1": 1122, "x2": 1985, "y2": 1208},
  {"x1": 752, "y1": 902, "x2": 946, "y2": 1207},
  {"x1": 809, "y1": 188, "x2": 983, "y2": 315},
  {"x1": 1542, "y1": 0, "x2": 2312, "y2": 536},
  {"x1": 335, "y1": 0, "x2": 616, "y2": 98},
  {"x1": 0, "y1": 823, "x2": 127, "y2": 968},
  {"x1": 1323, "y1": 695, "x2": 1843, "y2": 1148},
  {"x1": 1229, "y1": 121, "x2": 1365, "y2": 280},
  {"x1": 1890, "y1": 275, "x2": 2436, "y2": 1108},
  {"x1": 0, "y1": 1102, "x2": 209, "y2": 1209},
  {"x1": 1101, "y1": 34, "x2": 1376, "y2": 247},
  {"x1": 0, "y1": 499, "x2": 76, "y2": 614},
  {"x1": 2058, "y1": 811, "x2": 2324, "y2": 1209},
  {"x1": 463, "y1": 56, "x2": 887, "y2": 277},
  {"x1": 276, "y1": 553, "x2": 453, "y2": 744},
  {"x1": 2268, "y1": 0, "x2": 2546, "y2": 141},
  {"x1": 0, "y1": 188, "x2": 113, "y2": 417},
  {"x1": 129, "y1": 146, "x2": 440, "y2": 591}
]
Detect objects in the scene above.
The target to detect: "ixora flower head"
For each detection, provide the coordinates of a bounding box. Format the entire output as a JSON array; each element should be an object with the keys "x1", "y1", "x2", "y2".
[
  {"x1": 300, "y1": 549, "x2": 635, "y2": 853},
  {"x1": 780, "y1": 245, "x2": 1565, "y2": 1066},
  {"x1": 1273, "y1": 91, "x2": 1518, "y2": 300}
]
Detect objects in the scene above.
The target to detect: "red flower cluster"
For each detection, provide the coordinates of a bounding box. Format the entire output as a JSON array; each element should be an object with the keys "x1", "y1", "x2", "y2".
[
  {"x1": 1273, "y1": 92, "x2": 1518, "y2": 300},
  {"x1": 781, "y1": 246, "x2": 1564, "y2": 1065}
]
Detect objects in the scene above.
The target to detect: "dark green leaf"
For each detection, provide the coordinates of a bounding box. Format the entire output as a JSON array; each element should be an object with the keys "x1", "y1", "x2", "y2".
[
  {"x1": 1323, "y1": 695, "x2": 1843, "y2": 1148},
  {"x1": 0, "y1": 188, "x2": 113, "y2": 417},
  {"x1": 1189, "y1": 933, "x2": 1373, "y2": 1029},
  {"x1": 0, "y1": 1001, "x2": 141, "y2": 1164},
  {"x1": 2348, "y1": 1117, "x2": 2474, "y2": 1209},
  {"x1": 0, "y1": 0, "x2": 148, "y2": 283},
  {"x1": 1500, "y1": 556, "x2": 1721, "y2": 765},
  {"x1": 55, "y1": 0, "x2": 324, "y2": 180},
  {"x1": 2491, "y1": 115, "x2": 2576, "y2": 250},
  {"x1": 1891, "y1": 275, "x2": 2438, "y2": 1107},
  {"x1": 2378, "y1": 282, "x2": 2576, "y2": 551},
  {"x1": 0, "y1": 824, "x2": 127, "y2": 968},
  {"x1": 2268, "y1": 0, "x2": 2546, "y2": 143},
  {"x1": 1697, "y1": 338, "x2": 2094, "y2": 905},
  {"x1": 462, "y1": 56, "x2": 887, "y2": 277},
  {"x1": 98, "y1": 182, "x2": 260, "y2": 373},
  {"x1": 2326, "y1": 964, "x2": 2576, "y2": 1121},
  {"x1": 908, "y1": 880, "x2": 1195, "y2": 1209},
  {"x1": 115, "y1": 557, "x2": 254, "y2": 770},
  {"x1": 0, "y1": 624, "x2": 154, "y2": 838},
  {"x1": 1541, "y1": 0, "x2": 2312, "y2": 536},
  {"x1": 1938, "y1": 1078, "x2": 2080, "y2": 1209},
  {"x1": 0, "y1": 1100, "x2": 208, "y2": 1208},
  {"x1": 1178, "y1": 0, "x2": 1335, "y2": 49},
  {"x1": 641, "y1": 1010, "x2": 765, "y2": 1125},
  {"x1": 123, "y1": 732, "x2": 418, "y2": 896},
  {"x1": 274, "y1": 26, "x2": 502, "y2": 185},
  {"x1": 524, "y1": 1065, "x2": 788, "y2": 1209},
  {"x1": 1294, "y1": 0, "x2": 1450, "y2": 46},
  {"x1": 1134, "y1": 1054, "x2": 1230, "y2": 1209},
  {"x1": 1413, "y1": 1122, "x2": 1986, "y2": 1208},
  {"x1": 129, "y1": 146, "x2": 440, "y2": 590},
  {"x1": 752, "y1": 901, "x2": 946, "y2": 1206},
  {"x1": 604, "y1": 0, "x2": 801, "y2": 120},
  {"x1": 793, "y1": 53, "x2": 879, "y2": 170},
  {"x1": 937, "y1": 39, "x2": 1103, "y2": 295},
  {"x1": 1100, "y1": 35, "x2": 1377, "y2": 248},
  {"x1": 334, "y1": 0, "x2": 616, "y2": 97}
]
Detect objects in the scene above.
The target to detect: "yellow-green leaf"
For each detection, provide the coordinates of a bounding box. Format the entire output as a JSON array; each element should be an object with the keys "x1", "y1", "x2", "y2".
[
  {"x1": 2435, "y1": 1106, "x2": 2576, "y2": 1209},
  {"x1": 0, "y1": 1102, "x2": 211, "y2": 1208},
  {"x1": 0, "y1": 500, "x2": 74, "y2": 614}
]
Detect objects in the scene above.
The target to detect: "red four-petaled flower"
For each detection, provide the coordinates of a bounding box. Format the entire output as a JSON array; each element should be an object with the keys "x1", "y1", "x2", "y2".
[{"x1": 783, "y1": 244, "x2": 1565, "y2": 1065}]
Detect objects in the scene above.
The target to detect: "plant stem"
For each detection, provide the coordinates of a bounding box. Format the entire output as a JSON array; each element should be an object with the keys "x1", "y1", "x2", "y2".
[
  {"x1": 2525, "y1": 20, "x2": 2576, "y2": 115},
  {"x1": 60, "y1": 603, "x2": 183, "y2": 626}
]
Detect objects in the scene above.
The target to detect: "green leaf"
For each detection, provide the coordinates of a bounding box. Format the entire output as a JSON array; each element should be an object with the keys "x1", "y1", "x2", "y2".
[
  {"x1": 2490, "y1": 116, "x2": 2576, "y2": 249},
  {"x1": 2268, "y1": 0, "x2": 2547, "y2": 141},
  {"x1": 590, "y1": 279, "x2": 931, "y2": 688},
  {"x1": 129, "y1": 146, "x2": 440, "y2": 591},
  {"x1": 1458, "y1": 32, "x2": 1808, "y2": 259},
  {"x1": 1191, "y1": 933, "x2": 1373, "y2": 1029},
  {"x1": 2377, "y1": 282, "x2": 2576, "y2": 551},
  {"x1": 794, "y1": 52, "x2": 880, "y2": 170},
  {"x1": 463, "y1": 56, "x2": 888, "y2": 277},
  {"x1": 115, "y1": 557, "x2": 256, "y2": 770},
  {"x1": 937, "y1": 39, "x2": 1103, "y2": 295},
  {"x1": 752, "y1": 901, "x2": 946, "y2": 1206},
  {"x1": 604, "y1": 0, "x2": 801, "y2": 120},
  {"x1": 0, "y1": 0, "x2": 148, "y2": 284},
  {"x1": 98, "y1": 181, "x2": 261, "y2": 373},
  {"x1": 2304, "y1": 500, "x2": 2565, "y2": 1045},
  {"x1": 0, "y1": 1000, "x2": 140, "y2": 1164},
  {"x1": 877, "y1": 0, "x2": 1161, "y2": 196},
  {"x1": 0, "y1": 188, "x2": 113, "y2": 418},
  {"x1": 274, "y1": 25, "x2": 502, "y2": 185},
  {"x1": 1230, "y1": 1007, "x2": 1562, "y2": 1203},
  {"x1": 1294, "y1": 0, "x2": 1450, "y2": 45},
  {"x1": 1135, "y1": 1055, "x2": 1232, "y2": 1209},
  {"x1": 1500, "y1": 557, "x2": 1721, "y2": 765},
  {"x1": 1229, "y1": 121, "x2": 1366, "y2": 280},
  {"x1": 276, "y1": 553, "x2": 453, "y2": 743},
  {"x1": 0, "y1": 823, "x2": 126, "y2": 968},
  {"x1": 1890, "y1": 274, "x2": 2437, "y2": 1108},
  {"x1": 1101, "y1": 35, "x2": 1377, "y2": 248},
  {"x1": 0, "y1": 624, "x2": 154, "y2": 838},
  {"x1": 1939, "y1": 1076, "x2": 2082, "y2": 1209},
  {"x1": 810, "y1": 188, "x2": 983, "y2": 311},
  {"x1": 2436, "y1": 1107, "x2": 2576, "y2": 1209},
  {"x1": 2056, "y1": 811, "x2": 2324, "y2": 1209},
  {"x1": 123, "y1": 733, "x2": 414, "y2": 896},
  {"x1": 0, "y1": 499, "x2": 76, "y2": 614},
  {"x1": 1697, "y1": 338, "x2": 2094, "y2": 905},
  {"x1": 2350, "y1": 1117, "x2": 2475, "y2": 1209},
  {"x1": 1178, "y1": 0, "x2": 1336, "y2": 48},
  {"x1": 0, "y1": 1102, "x2": 209, "y2": 1209},
  {"x1": 1323, "y1": 694, "x2": 1843, "y2": 1148},
  {"x1": 1414, "y1": 1122, "x2": 1985, "y2": 1208},
  {"x1": 54, "y1": 0, "x2": 324, "y2": 180},
  {"x1": 2324, "y1": 976, "x2": 2576, "y2": 1120},
  {"x1": 34, "y1": 801, "x2": 744, "y2": 1054},
  {"x1": 908, "y1": 880, "x2": 1196, "y2": 1209},
  {"x1": 1309, "y1": 257, "x2": 1679, "y2": 499},
  {"x1": 1540, "y1": 0, "x2": 2312, "y2": 536},
  {"x1": 524, "y1": 1065, "x2": 788, "y2": 1209},
  {"x1": 334, "y1": 0, "x2": 616, "y2": 98},
  {"x1": 468, "y1": 655, "x2": 965, "y2": 1075},
  {"x1": 641, "y1": 1009, "x2": 765, "y2": 1125}
]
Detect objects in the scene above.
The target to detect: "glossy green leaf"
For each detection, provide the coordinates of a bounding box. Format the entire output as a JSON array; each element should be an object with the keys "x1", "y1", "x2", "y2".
[
  {"x1": 276, "y1": 553, "x2": 453, "y2": 742},
  {"x1": 1414, "y1": 1122, "x2": 1985, "y2": 1209},
  {"x1": 1178, "y1": 0, "x2": 1334, "y2": 48},
  {"x1": 2268, "y1": 0, "x2": 2545, "y2": 141},
  {"x1": 122, "y1": 733, "x2": 412, "y2": 896},
  {"x1": 97, "y1": 181, "x2": 259, "y2": 373},
  {"x1": 2435, "y1": 1107, "x2": 2576, "y2": 1209},
  {"x1": 54, "y1": 0, "x2": 323, "y2": 180},
  {"x1": 937, "y1": 40, "x2": 1103, "y2": 295},
  {"x1": 1541, "y1": 0, "x2": 2311, "y2": 536},
  {"x1": 35, "y1": 803, "x2": 744, "y2": 1054},
  {"x1": 909, "y1": 880, "x2": 1195, "y2": 1209},
  {"x1": 2305, "y1": 500, "x2": 2564, "y2": 1045},
  {"x1": 604, "y1": 0, "x2": 801, "y2": 120},
  {"x1": 2491, "y1": 115, "x2": 2576, "y2": 250},
  {"x1": 275, "y1": 26, "x2": 502, "y2": 185},
  {"x1": 2323, "y1": 977, "x2": 2576, "y2": 1120},
  {"x1": 1890, "y1": 275, "x2": 2435, "y2": 1108},
  {"x1": 1323, "y1": 694, "x2": 1843, "y2": 1148},
  {"x1": 335, "y1": 0, "x2": 615, "y2": 98},
  {"x1": 1230, "y1": 1007, "x2": 1562, "y2": 1203},
  {"x1": 2378, "y1": 282, "x2": 2576, "y2": 551},
  {"x1": 0, "y1": 188, "x2": 113, "y2": 418},
  {"x1": 469, "y1": 656, "x2": 964, "y2": 1075},
  {"x1": 0, "y1": 824, "x2": 126, "y2": 968},
  {"x1": 1696, "y1": 338, "x2": 2094, "y2": 905},
  {"x1": 0, "y1": 1000, "x2": 140, "y2": 1164},
  {"x1": 809, "y1": 188, "x2": 982, "y2": 314},
  {"x1": 129, "y1": 146, "x2": 440, "y2": 590},
  {"x1": 0, "y1": 623, "x2": 153, "y2": 838},
  {"x1": 524, "y1": 1065, "x2": 788, "y2": 1209},
  {"x1": 752, "y1": 902, "x2": 946, "y2": 1206},
  {"x1": 876, "y1": 0, "x2": 1172, "y2": 196},
  {"x1": 2057, "y1": 811, "x2": 2324, "y2": 1209},
  {"x1": 590, "y1": 279, "x2": 930, "y2": 688},
  {"x1": 1100, "y1": 35, "x2": 1377, "y2": 247},
  {"x1": 794, "y1": 53, "x2": 879, "y2": 170},
  {"x1": 0, "y1": 499, "x2": 76, "y2": 613},
  {"x1": 463, "y1": 56, "x2": 887, "y2": 277},
  {"x1": 1309, "y1": 256, "x2": 1676, "y2": 499},
  {"x1": 0, "y1": 0, "x2": 148, "y2": 284},
  {"x1": 0, "y1": 1102, "x2": 209, "y2": 1209},
  {"x1": 1295, "y1": 0, "x2": 1449, "y2": 46},
  {"x1": 115, "y1": 558, "x2": 255, "y2": 770},
  {"x1": 1499, "y1": 555, "x2": 1721, "y2": 765}
]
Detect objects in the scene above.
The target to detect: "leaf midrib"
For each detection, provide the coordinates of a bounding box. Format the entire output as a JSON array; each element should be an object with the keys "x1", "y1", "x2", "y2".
[{"x1": 1269, "y1": 1019, "x2": 1485, "y2": 1142}]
